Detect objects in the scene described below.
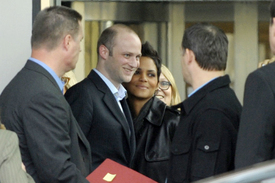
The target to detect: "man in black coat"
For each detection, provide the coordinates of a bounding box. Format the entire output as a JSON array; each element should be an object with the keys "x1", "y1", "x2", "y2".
[
  {"x1": 0, "y1": 6, "x2": 91, "y2": 183},
  {"x1": 235, "y1": 0, "x2": 275, "y2": 169},
  {"x1": 65, "y1": 24, "x2": 141, "y2": 171},
  {"x1": 167, "y1": 23, "x2": 242, "y2": 183}
]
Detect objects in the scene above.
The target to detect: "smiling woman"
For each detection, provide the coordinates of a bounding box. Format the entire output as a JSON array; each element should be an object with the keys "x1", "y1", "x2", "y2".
[{"x1": 123, "y1": 41, "x2": 180, "y2": 183}]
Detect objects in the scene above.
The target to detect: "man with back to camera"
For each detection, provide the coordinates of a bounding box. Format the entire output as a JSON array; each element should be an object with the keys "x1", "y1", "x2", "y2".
[
  {"x1": 235, "y1": 0, "x2": 275, "y2": 169},
  {"x1": 167, "y1": 23, "x2": 242, "y2": 183},
  {"x1": 0, "y1": 6, "x2": 92, "y2": 183},
  {"x1": 65, "y1": 24, "x2": 141, "y2": 171}
]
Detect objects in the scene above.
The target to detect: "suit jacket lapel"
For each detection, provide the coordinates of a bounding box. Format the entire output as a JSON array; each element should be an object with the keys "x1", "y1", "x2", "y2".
[
  {"x1": 102, "y1": 92, "x2": 132, "y2": 138},
  {"x1": 90, "y1": 70, "x2": 134, "y2": 148},
  {"x1": 120, "y1": 98, "x2": 136, "y2": 159}
]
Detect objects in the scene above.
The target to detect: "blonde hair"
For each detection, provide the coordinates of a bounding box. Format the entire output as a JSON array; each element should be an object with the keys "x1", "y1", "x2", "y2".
[
  {"x1": 161, "y1": 64, "x2": 181, "y2": 105},
  {"x1": 0, "y1": 119, "x2": 5, "y2": 129}
]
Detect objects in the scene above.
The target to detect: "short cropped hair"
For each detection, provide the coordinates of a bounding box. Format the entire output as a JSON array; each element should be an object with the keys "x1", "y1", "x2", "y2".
[
  {"x1": 141, "y1": 41, "x2": 162, "y2": 80},
  {"x1": 97, "y1": 24, "x2": 137, "y2": 56},
  {"x1": 270, "y1": 0, "x2": 275, "y2": 24},
  {"x1": 182, "y1": 23, "x2": 228, "y2": 71},
  {"x1": 31, "y1": 6, "x2": 82, "y2": 50}
]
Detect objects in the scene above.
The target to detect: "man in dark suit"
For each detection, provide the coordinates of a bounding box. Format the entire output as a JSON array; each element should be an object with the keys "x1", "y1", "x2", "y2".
[
  {"x1": 65, "y1": 24, "x2": 141, "y2": 171},
  {"x1": 0, "y1": 6, "x2": 91, "y2": 183},
  {"x1": 235, "y1": 0, "x2": 275, "y2": 169},
  {"x1": 167, "y1": 23, "x2": 242, "y2": 183}
]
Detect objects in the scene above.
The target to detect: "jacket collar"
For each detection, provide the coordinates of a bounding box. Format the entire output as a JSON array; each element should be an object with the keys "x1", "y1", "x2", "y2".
[
  {"x1": 88, "y1": 69, "x2": 135, "y2": 151},
  {"x1": 145, "y1": 97, "x2": 167, "y2": 126},
  {"x1": 181, "y1": 75, "x2": 231, "y2": 115},
  {"x1": 25, "y1": 60, "x2": 60, "y2": 90}
]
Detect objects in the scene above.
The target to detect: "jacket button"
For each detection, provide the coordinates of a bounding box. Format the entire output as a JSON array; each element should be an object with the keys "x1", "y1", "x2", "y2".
[{"x1": 204, "y1": 145, "x2": 209, "y2": 150}]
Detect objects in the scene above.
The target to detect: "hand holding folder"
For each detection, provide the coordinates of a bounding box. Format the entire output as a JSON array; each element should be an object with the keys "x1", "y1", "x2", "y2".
[{"x1": 86, "y1": 158, "x2": 158, "y2": 183}]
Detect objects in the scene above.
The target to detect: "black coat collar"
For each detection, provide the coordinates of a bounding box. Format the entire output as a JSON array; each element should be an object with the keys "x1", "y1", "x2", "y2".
[{"x1": 182, "y1": 75, "x2": 231, "y2": 115}]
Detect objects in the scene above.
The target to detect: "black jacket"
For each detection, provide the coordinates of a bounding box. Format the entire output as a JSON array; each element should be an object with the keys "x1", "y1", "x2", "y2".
[
  {"x1": 65, "y1": 70, "x2": 136, "y2": 171},
  {"x1": 129, "y1": 97, "x2": 180, "y2": 183},
  {"x1": 235, "y1": 62, "x2": 275, "y2": 168},
  {"x1": 168, "y1": 75, "x2": 242, "y2": 183}
]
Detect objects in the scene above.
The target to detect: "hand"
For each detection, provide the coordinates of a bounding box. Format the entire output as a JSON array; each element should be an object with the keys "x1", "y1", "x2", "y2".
[{"x1": 22, "y1": 163, "x2": 26, "y2": 171}]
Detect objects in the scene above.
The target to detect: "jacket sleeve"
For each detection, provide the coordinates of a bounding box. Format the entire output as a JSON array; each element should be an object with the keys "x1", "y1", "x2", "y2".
[
  {"x1": 0, "y1": 130, "x2": 35, "y2": 183},
  {"x1": 235, "y1": 71, "x2": 275, "y2": 169},
  {"x1": 23, "y1": 91, "x2": 89, "y2": 183}
]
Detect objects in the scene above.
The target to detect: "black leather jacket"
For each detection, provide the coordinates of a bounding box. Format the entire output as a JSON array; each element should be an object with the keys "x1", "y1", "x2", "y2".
[{"x1": 129, "y1": 97, "x2": 180, "y2": 183}]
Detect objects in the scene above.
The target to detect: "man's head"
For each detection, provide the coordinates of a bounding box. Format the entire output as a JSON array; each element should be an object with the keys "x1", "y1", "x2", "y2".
[
  {"x1": 182, "y1": 23, "x2": 228, "y2": 71},
  {"x1": 31, "y1": 6, "x2": 82, "y2": 51},
  {"x1": 96, "y1": 24, "x2": 142, "y2": 88},
  {"x1": 269, "y1": 0, "x2": 275, "y2": 54},
  {"x1": 181, "y1": 23, "x2": 228, "y2": 87},
  {"x1": 31, "y1": 6, "x2": 83, "y2": 76}
]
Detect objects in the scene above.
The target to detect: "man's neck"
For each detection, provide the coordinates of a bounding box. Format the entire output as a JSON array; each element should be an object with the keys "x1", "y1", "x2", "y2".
[
  {"x1": 96, "y1": 66, "x2": 120, "y2": 89},
  {"x1": 31, "y1": 49, "x2": 64, "y2": 77},
  {"x1": 192, "y1": 70, "x2": 224, "y2": 91}
]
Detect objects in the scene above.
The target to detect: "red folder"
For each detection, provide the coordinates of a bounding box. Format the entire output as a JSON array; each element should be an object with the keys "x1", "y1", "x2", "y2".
[{"x1": 86, "y1": 158, "x2": 158, "y2": 183}]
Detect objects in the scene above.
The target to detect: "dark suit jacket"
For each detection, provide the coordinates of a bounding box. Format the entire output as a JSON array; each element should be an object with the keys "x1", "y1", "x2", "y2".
[
  {"x1": 168, "y1": 75, "x2": 242, "y2": 183},
  {"x1": 0, "y1": 60, "x2": 91, "y2": 183},
  {"x1": 65, "y1": 69, "x2": 136, "y2": 171},
  {"x1": 0, "y1": 130, "x2": 34, "y2": 183},
  {"x1": 235, "y1": 62, "x2": 275, "y2": 169}
]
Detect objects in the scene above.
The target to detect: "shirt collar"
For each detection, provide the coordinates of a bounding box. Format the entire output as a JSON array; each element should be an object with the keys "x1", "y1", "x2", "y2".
[
  {"x1": 94, "y1": 69, "x2": 126, "y2": 100},
  {"x1": 29, "y1": 57, "x2": 64, "y2": 92},
  {"x1": 188, "y1": 77, "x2": 218, "y2": 97}
]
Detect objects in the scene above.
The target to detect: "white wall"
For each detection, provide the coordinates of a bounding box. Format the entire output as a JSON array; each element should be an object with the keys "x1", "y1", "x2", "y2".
[{"x1": 0, "y1": 1, "x2": 32, "y2": 93}]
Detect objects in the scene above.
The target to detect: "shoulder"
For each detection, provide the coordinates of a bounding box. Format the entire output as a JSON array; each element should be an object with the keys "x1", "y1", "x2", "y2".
[
  {"x1": 204, "y1": 86, "x2": 240, "y2": 107},
  {"x1": 166, "y1": 105, "x2": 180, "y2": 116},
  {"x1": 66, "y1": 77, "x2": 97, "y2": 97},
  {"x1": 245, "y1": 63, "x2": 275, "y2": 92},
  {"x1": 0, "y1": 129, "x2": 14, "y2": 139},
  {"x1": 197, "y1": 90, "x2": 241, "y2": 123},
  {"x1": 250, "y1": 62, "x2": 275, "y2": 80},
  {"x1": 0, "y1": 130, "x2": 18, "y2": 150}
]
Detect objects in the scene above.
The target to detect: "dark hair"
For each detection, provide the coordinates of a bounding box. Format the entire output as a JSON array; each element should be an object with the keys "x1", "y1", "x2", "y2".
[
  {"x1": 97, "y1": 24, "x2": 136, "y2": 56},
  {"x1": 270, "y1": 0, "x2": 275, "y2": 24},
  {"x1": 31, "y1": 6, "x2": 82, "y2": 50},
  {"x1": 182, "y1": 22, "x2": 228, "y2": 71},
  {"x1": 141, "y1": 41, "x2": 162, "y2": 80}
]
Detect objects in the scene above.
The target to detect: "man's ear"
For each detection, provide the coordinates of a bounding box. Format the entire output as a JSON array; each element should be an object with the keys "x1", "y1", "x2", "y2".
[
  {"x1": 272, "y1": 18, "x2": 275, "y2": 35},
  {"x1": 63, "y1": 34, "x2": 72, "y2": 51},
  {"x1": 99, "y1": 45, "x2": 109, "y2": 60},
  {"x1": 186, "y1": 48, "x2": 195, "y2": 65}
]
